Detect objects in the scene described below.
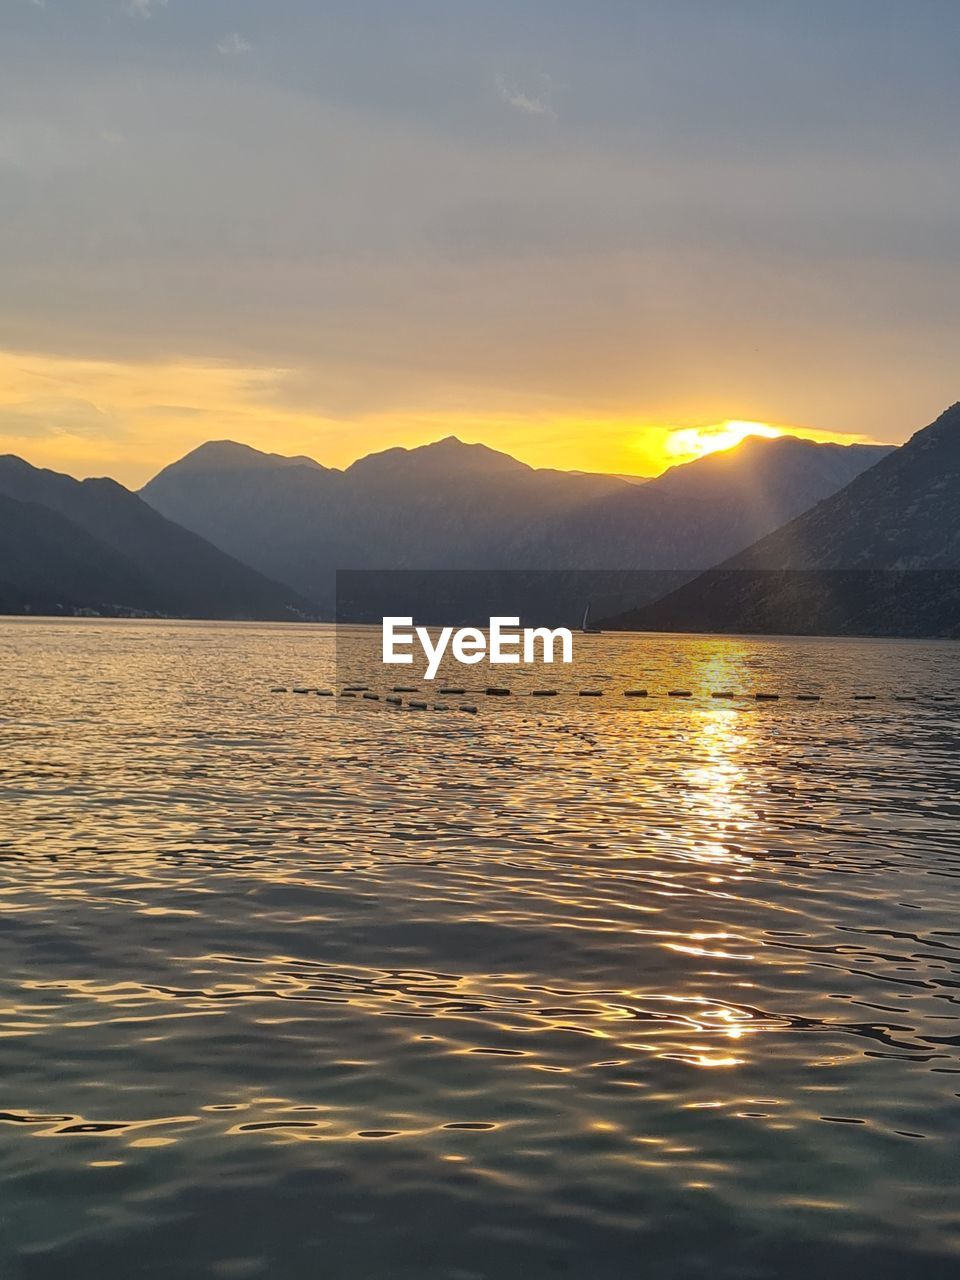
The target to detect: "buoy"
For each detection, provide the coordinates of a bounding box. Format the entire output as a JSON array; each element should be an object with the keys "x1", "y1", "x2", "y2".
[
  {"x1": 392, "y1": 686, "x2": 418, "y2": 693},
  {"x1": 668, "y1": 690, "x2": 692, "y2": 698},
  {"x1": 386, "y1": 696, "x2": 402, "y2": 706},
  {"x1": 433, "y1": 704, "x2": 450, "y2": 711},
  {"x1": 292, "y1": 687, "x2": 313, "y2": 694},
  {"x1": 345, "y1": 685, "x2": 369, "y2": 692},
  {"x1": 439, "y1": 687, "x2": 465, "y2": 695},
  {"x1": 755, "y1": 692, "x2": 779, "y2": 701},
  {"x1": 711, "y1": 691, "x2": 735, "y2": 699},
  {"x1": 486, "y1": 688, "x2": 511, "y2": 696},
  {"x1": 623, "y1": 689, "x2": 648, "y2": 698},
  {"x1": 459, "y1": 704, "x2": 478, "y2": 714},
  {"x1": 579, "y1": 690, "x2": 603, "y2": 697},
  {"x1": 531, "y1": 690, "x2": 558, "y2": 697},
  {"x1": 316, "y1": 690, "x2": 334, "y2": 697},
  {"x1": 853, "y1": 694, "x2": 876, "y2": 701},
  {"x1": 362, "y1": 693, "x2": 380, "y2": 700},
  {"x1": 408, "y1": 700, "x2": 427, "y2": 710},
  {"x1": 340, "y1": 691, "x2": 356, "y2": 698},
  {"x1": 796, "y1": 694, "x2": 820, "y2": 701},
  {"x1": 270, "y1": 687, "x2": 288, "y2": 693}
]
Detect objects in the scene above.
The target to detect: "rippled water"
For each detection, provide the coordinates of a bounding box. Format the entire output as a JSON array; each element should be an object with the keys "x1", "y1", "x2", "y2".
[{"x1": 1, "y1": 618, "x2": 959, "y2": 1279}]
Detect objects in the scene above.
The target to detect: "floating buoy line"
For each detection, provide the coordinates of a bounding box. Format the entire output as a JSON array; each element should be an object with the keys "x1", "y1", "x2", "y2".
[{"x1": 268, "y1": 686, "x2": 959, "y2": 710}]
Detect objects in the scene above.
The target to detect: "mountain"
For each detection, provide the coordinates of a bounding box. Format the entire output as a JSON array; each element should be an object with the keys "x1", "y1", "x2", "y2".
[
  {"x1": 648, "y1": 434, "x2": 892, "y2": 529},
  {"x1": 0, "y1": 492, "x2": 155, "y2": 616},
  {"x1": 0, "y1": 456, "x2": 314, "y2": 620},
  {"x1": 568, "y1": 470, "x2": 649, "y2": 485},
  {"x1": 141, "y1": 434, "x2": 891, "y2": 611},
  {"x1": 171, "y1": 440, "x2": 327, "y2": 474},
  {"x1": 721, "y1": 404, "x2": 960, "y2": 570},
  {"x1": 611, "y1": 403, "x2": 960, "y2": 637}
]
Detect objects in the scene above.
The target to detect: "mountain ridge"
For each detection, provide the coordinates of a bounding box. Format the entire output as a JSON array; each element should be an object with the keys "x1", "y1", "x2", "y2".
[
  {"x1": 141, "y1": 432, "x2": 892, "y2": 610},
  {"x1": 609, "y1": 403, "x2": 960, "y2": 637},
  {"x1": 153, "y1": 440, "x2": 329, "y2": 476},
  {"x1": 0, "y1": 455, "x2": 315, "y2": 620}
]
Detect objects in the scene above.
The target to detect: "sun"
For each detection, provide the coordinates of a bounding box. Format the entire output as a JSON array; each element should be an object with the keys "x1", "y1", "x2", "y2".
[{"x1": 664, "y1": 420, "x2": 784, "y2": 464}]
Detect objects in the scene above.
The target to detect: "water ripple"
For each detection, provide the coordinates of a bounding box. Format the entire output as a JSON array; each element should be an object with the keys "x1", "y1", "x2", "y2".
[{"x1": 0, "y1": 620, "x2": 958, "y2": 1277}]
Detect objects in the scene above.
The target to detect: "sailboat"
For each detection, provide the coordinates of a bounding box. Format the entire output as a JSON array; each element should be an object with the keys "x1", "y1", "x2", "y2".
[{"x1": 581, "y1": 603, "x2": 602, "y2": 635}]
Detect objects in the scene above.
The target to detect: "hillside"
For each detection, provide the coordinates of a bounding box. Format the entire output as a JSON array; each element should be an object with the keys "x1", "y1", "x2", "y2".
[
  {"x1": 0, "y1": 456, "x2": 315, "y2": 620},
  {"x1": 611, "y1": 404, "x2": 960, "y2": 637},
  {"x1": 141, "y1": 434, "x2": 891, "y2": 610}
]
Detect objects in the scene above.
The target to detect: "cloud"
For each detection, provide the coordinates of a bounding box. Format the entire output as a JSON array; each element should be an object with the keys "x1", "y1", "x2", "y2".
[
  {"x1": 495, "y1": 74, "x2": 556, "y2": 120},
  {"x1": 126, "y1": 0, "x2": 166, "y2": 16},
  {"x1": 216, "y1": 33, "x2": 254, "y2": 57},
  {"x1": 3, "y1": 7, "x2": 960, "y2": 469},
  {"x1": 0, "y1": 397, "x2": 124, "y2": 441}
]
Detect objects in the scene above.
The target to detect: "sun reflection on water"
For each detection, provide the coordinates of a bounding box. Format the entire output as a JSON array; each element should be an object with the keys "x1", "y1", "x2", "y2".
[{"x1": 1, "y1": 621, "x2": 959, "y2": 1270}]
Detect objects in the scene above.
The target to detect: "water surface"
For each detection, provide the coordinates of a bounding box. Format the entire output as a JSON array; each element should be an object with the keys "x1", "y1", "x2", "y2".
[{"x1": 1, "y1": 619, "x2": 959, "y2": 1278}]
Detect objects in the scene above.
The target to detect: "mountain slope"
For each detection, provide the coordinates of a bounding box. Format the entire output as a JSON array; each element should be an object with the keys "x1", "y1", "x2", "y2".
[
  {"x1": 168, "y1": 440, "x2": 327, "y2": 474},
  {"x1": 0, "y1": 492, "x2": 160, "y2": 615},
  {"x1": 0, "y1": 456, "x2": 315, "y2": 619},
  {"x1": 141, "y1": 433, "x2": 891, "y2": 609},
  {"x1": 727, "y1": 404, "x2": 960, "y2": 570},
  {"x1": 611, "y1": 403, "x2": 960, "y2": 637},
  {"x1": 650, "y1": 436, "x2": 891, "y2": 531}
]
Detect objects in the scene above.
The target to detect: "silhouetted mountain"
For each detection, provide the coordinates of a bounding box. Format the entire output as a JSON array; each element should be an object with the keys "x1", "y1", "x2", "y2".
[
  {"x1": 176, "y1": 440, "x2": 327, "y2": 473},
  {"x1": 141, "y1": 434, "x2": 890, "y2": 611},
  {"x1": 650, "y1": 435, "x2": 891, "y2": 529},
  {"x1": 611, "y1": 404, "x2": 960, "y2": 637},
  {"x1": 0, "y1": 456, "x2": 314, "y2": 619},
  {"x1": 568, "y1": 470, "x2": 649, "y2": 485},
  {"x1": 0, "y1": 492, "x2": 155, "y2": 615},
  {"x1": 728, "y1": 404, "x2": 960, "y2": 569}
]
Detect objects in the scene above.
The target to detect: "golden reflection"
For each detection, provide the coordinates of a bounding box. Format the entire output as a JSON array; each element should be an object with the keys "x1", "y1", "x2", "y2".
[
  {"x1": 681, "y1": 1054, "x2": 744, "y2": 1069},
  {"x1": 681, "y1": 705, "x2": 754, "y2": 865},
  {"x1": 624, "y1": 642, "x2": 768, "y2": 1074}
]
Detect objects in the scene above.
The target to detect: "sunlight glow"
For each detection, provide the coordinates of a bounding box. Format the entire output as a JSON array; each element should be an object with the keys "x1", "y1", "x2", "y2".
[
  {"x1": 664, "y1": 420, "x2": 784, "y2": 462},
  {"x1": 0, "y1": 348, "x2": 877, "y2": 486}
]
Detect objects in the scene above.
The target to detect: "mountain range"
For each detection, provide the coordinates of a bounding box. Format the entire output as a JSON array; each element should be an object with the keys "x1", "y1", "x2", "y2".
[
  {"x1": 141, "y1": 434, "x2": 891, "y2": 610},
  {"x1": 6, "y1": 415, "x2": 954, "y2": 634},
  {"x1": 612, "y1": 403, "x2": 960, "y2": 637},
  {"x1": 0, "y1": 456, "x2": 313, "y2": 620}
]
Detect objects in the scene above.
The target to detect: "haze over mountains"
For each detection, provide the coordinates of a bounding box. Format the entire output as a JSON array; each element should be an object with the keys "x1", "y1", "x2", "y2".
[
  {"x1": 0, "y1": 457, "x2": 313, "y2": 620},
  {"x1": 141, "y1": 434, "x2": 890, "y2": 611},
  {"x1": 614, "y1": 404, "x2": 960, "y2": 637},
  {"x1": 9, "y1": 417, "x2": 954, "y2": 633}
]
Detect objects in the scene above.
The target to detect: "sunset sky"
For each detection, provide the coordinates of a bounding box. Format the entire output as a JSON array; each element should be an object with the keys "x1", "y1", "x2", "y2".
[{"x1": 2, "y1": 0, "x2": 959, "y2": 486}]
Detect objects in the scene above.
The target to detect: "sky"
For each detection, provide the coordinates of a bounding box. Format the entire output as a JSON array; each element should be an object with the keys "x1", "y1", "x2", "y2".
[{"x1": 2, "y1": 0, "x2": 959, "y2": 486}]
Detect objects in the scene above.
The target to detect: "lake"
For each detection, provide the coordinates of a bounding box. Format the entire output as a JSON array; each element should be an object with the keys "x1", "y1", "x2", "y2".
[{"x1": 1, "y1": 618, "x2": 959, "y2": 1279}]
